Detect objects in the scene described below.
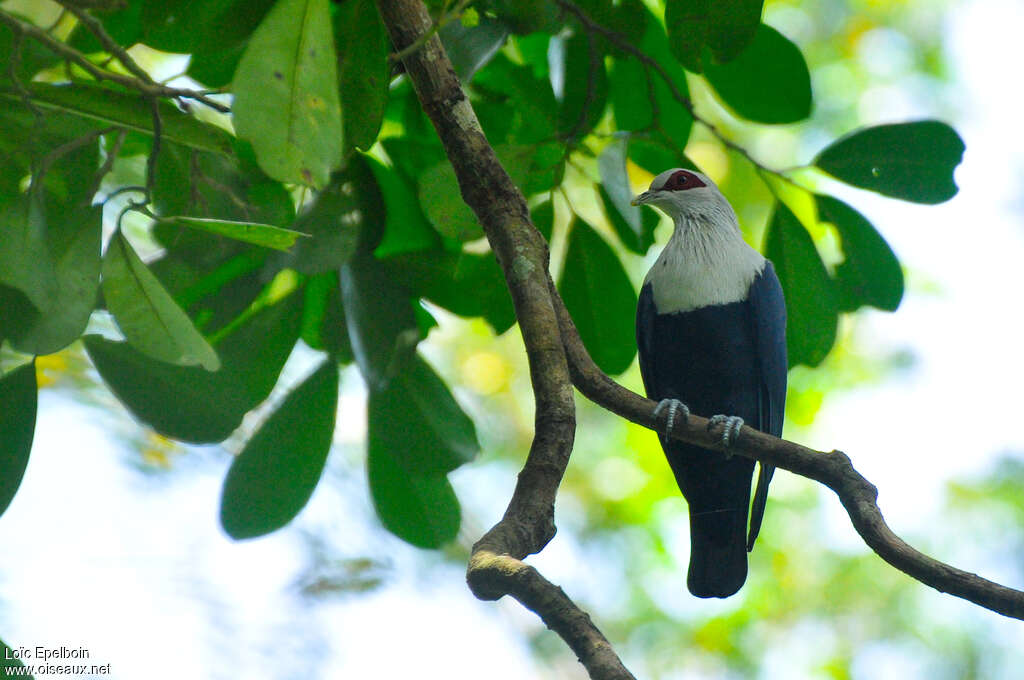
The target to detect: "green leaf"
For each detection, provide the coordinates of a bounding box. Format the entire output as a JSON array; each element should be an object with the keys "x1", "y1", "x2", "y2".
[
  {"x1": 815, "y1": 195, "x2": 903, "y2": 312},
  {"x1": 381, "y1": 249, "x2": 515, "y2": 334},
  {"x1": 634, "y1": 8, "x2": 694, "y2": 150},
  {"x1": 664, "y1": 0, "x2": 710, "y2": 72},
  {"x1": 813, "y1": 121, "x2": 965, "y2": 204},
  {"x1": 0, "y1": 194, "x2": 57, "y2": 312},
  {"x1": 703, "y1": 24, "x2": 812, "y2": 124},
  {"x1": 418, "y1": 161, "x2": 483, "y2": 241},
  {"x1": 84, "y1": 294, "x2": 302, "y2": 443},
  {"x1": 531, "y1": 199, "x2": 554, "y2": 243},
  {"x1": 366, "y1": 156, "x2": 440, "y2": 258},
  {"x1": 368, "y1": 354, "x2": 479, "y2": 475},
  {"x1": 440, "y1": 15, "x2": 508, "y2": 82},
  {"x1": 367, "y1": 447, "x2": 461, "y2": 549},
  {"x1": 665, "y1": 0, "x2": 764, "y2": 71},
  {"x1": 497, "y1": 143, "x2": 564, "y2": 196},
  {"x1": 763, "y1": 202, "x2": 838, "y2": 367},
  {"x1": 335, "y1": 0, "x2": 389, "y2": 151},
  {"x1": 6, "y1": 206, "x2": 101, "y2": 355},
  {"x1": 139, "y1": 0, "x2": 277, "y2": 55},
  {"x1": 598, "y1": 138, "x2": 656, "y2": 254},
  {"x1": 233, "y1": 0, "x2": 343, "y2": 188},
  {"x1": 339, "y1": 252, "x2": 421, "y2": 390},
  {"x1": 220, "y1": 359, "x2": 338, "y2": 539},
  {"x1": 0, "y1": 83, "x2": 234, "y2": 155},
  {"x1": 705, "y1": 0, "x2": 764, "y2": 63},
  {"x1": 558, "y1": 218, "x2": 637, "y2": 375},
  {"x1": 300, "y1": 271, "x2": 352, "y2": 359},
  {"x1": 102, "y1": 231, "x2": 221, "y2": 370},
  {"x1": 628, "y1": 137, "x2": 695, "y2": 176},
  {"x1": 0, "y1": 361, "x2": 36, "y2": 519},
  {"x1": 557, "y1": 32, "x2": 608, "y2": 139},
  {"x1": 160, "y1": 216, "x2": 308, "y2": 251},
  {"x1": 153, "y1": 141, "x2": 295, "y2": 227}
]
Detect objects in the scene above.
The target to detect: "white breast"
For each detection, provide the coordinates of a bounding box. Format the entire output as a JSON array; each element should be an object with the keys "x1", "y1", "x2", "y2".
[{"x1": 644, "y1": 216, "x2": 766, "y2": 314}]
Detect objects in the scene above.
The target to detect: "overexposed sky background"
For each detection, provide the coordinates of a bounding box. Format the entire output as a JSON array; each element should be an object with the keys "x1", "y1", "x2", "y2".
[{"x1": 3, "y1": 1, "x2": 1024, "y2": 678}]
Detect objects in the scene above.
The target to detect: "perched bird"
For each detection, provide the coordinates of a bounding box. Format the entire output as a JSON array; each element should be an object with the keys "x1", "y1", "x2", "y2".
[{"x1": 633, "y1": 168, "x2": 787, "y2": 598}]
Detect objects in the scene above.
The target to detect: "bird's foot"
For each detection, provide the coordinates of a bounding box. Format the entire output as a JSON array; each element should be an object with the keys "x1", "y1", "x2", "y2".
[
  {"x1": 707, "y1": 415, "x2": 744, "y2": 456},
  {"x1": 653, "y1": 399, "x2": 689, "y2": 436}
]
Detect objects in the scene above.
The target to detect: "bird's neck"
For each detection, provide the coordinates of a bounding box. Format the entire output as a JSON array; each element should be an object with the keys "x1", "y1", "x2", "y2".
[{"x1": 643, "y1": 213, "x2": 766, "y2": 314}]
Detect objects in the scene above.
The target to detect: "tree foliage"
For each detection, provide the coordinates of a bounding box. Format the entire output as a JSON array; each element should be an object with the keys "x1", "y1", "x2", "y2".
[{"x1": 0, "y1": 0, "x2": 968, "y2": 654}]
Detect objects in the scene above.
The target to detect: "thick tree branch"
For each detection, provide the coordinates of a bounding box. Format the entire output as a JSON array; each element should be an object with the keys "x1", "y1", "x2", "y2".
[
  {"x1": 375, "y1": 1, "x2": 635, "y2": 678},
  {"x1": 550, "y1": 279, "x2": 1024, "y2": 621}
]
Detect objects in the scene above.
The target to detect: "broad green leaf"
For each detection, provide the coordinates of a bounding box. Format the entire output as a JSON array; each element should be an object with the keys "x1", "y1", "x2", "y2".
[
  {"x1": 816, "y1": 195, "x2": 903, "y2": 312},
  {"x1": 367, "y1": 428, "x2": 461, "y2": 548},
  {"x1": 368, "y1": 354, "x2": 479, "y2": 475},
  {"x1": 813, "y1": 121, "x2": 965, "y2": 204},
  {"x1": 557, "y1": 32, "x2": 608, "y2": 139},
  {"x1": 637, "y1": 8, "x2": 694, "y2": 150},
  {"x1": 220, "y1": 359, "x2": 338, "y2": 539},
  {"x1": 473, "y1": 54, "x2": 557, "y2": 145},
  {"x1": 440, "y1": 15, "x2": 508, "y2": 82},
  {"x1": 102, "y1": 231, "x2": 220, "y2": 370},
  {"x1": 160, "y1": 216, "x2": 308, "y2": 251},
  {"x1": 339, "y1": 252, "x2": 421, "y2": 390},
  {"x1": 366, "y1": 156, "x2": 440, "y2": 258},
  {"x1": 0, "y1": 83, "x2": 234, "y2": 155},
  {"x1": 610, "y1": 56, "x2": 651, "y2": 132},
  {"x1": 664, "y1": 0, "x2": 709, "y2": 72},
  {"x1": 665, "y1": 0, "x2": 764, "y2": 71},
  {"x1": 497, "y1": 143, "x2": 565, "y2": 196},
  {"x1": 763, "y1": 202, "x2": 838, "y2": 367},
  {"x1": 599, "y1": 139, "x2": 656, "y2": 254},
  {"x1": 381, "y1": 249, "x2": 515, "y2": 334},
  {"x1": 300, "y1": 271, "x2": 352, "y2": 360},
  {"x1": 285, "y1": 168, "x2": 365, "y2": 274},
  {"x1": 628, "y1": 137, "x2": 696, "y2": 176},
  {"x1": 558, "y1": 218, "x2": 637, "y2": 375},
  {"x1": 84, "y1": 294, "x2": 302, "y2": 443},
  {"x1": 703, "y1": 25, "x2": 812, "y2": 124},
  {"x1": 487, "y1": 0, "x2": 559, "y2": 34},
  {"x1": 335, "y1": 0, "x2": 389, "y2": 151},
  {"x1": 418, "y1": 162, "x2": 483, "y2": 241},
  {"x1": 233, "y1": 0, "x2": 343, "y2": 188},
  {"x1": 0, "y1": 195, "x2": 57, "y2": 312},
  {"x1": 531, "y1": 199, "x2": 554, "y2": 243},
  {"x1": 706, "y1": 0, "x2": 764, "y2": 63},
  {"x1": 6, "y1": 207, "x2": 101, "y2": 355},
  {"x1": 0, "y1": 361, "x2": 36, "y2": 519},
  {"x1": 140, "y1": 0, "x2": 277, "y2": 55},
  {"x1": 153, "y1": 141, "x2": 295, "y2": 229}
]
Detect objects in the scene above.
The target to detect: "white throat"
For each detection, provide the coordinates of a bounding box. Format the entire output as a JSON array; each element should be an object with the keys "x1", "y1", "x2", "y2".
[{"x1": 644, "y1": 213, "x2": 766, "y2": 314}]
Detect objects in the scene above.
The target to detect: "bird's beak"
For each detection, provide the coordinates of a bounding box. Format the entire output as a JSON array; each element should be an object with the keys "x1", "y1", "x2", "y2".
[{"x1": 631, "y1": 191, "x2": 653, "y2": 206}]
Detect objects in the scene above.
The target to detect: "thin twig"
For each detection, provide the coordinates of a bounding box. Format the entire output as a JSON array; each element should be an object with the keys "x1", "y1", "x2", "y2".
[{"x1": 0, "y1": 9, "x2": 231, "y2": 113}]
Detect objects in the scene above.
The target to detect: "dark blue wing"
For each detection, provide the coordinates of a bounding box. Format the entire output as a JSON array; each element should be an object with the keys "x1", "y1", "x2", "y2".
[{"x1": 746, "y1": 261, "x2": 788, "y2": 549}]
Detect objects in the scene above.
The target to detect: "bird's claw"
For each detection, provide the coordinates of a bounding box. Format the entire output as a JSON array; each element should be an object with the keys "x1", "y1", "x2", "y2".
[
  {"x1": 653, "y1": 398, "x2": 689, "y2": 436},
  {"x1": 707, "y1": 415, "x2": 744, "y2": 456}
]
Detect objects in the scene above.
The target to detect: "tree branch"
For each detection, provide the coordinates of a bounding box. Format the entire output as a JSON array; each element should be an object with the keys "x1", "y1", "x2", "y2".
[
  {"x1": 375, "y1": 1, "x2": 1024, "y2": 677},
  {"x1": 549, "y1": 277, "x2": 1024, "y2": 621},
  {"x1": 374, "y1": 1, "x2": 635, "y2": 678},
  {"x1": 0, "y1": 8, "x2": 230, "y2": 113}
]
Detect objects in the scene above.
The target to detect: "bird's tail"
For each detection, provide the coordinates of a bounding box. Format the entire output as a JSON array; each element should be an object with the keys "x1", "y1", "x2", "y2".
[{"x1": 687, "y1": 508, "x2": 748, "y2": 598}]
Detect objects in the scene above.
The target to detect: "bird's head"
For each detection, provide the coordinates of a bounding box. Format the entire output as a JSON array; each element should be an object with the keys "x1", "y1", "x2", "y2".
[{"x1": 631, "y1": 169, "x2": 732, "y2": 224}]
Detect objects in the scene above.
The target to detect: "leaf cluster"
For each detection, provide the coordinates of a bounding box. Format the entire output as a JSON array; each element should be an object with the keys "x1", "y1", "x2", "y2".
[{"x1": 0, "y1": 0, "x2": 963, "y2": 556}]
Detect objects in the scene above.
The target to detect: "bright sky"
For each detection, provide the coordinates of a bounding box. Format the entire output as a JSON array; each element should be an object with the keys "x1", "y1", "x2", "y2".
[{"x1": 3, "y1": 1, "x2": 1024, "y2": 679}]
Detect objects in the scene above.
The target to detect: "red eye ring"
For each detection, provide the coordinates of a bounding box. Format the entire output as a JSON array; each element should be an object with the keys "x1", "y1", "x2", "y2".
[{"x1": 664, "y1": 170, "x2": 706, "y2": 191}]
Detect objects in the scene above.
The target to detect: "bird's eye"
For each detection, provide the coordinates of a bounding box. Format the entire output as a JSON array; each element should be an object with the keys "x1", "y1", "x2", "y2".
[{"x1": 664, "y1": 170, "x2": 705, "y2": 191}]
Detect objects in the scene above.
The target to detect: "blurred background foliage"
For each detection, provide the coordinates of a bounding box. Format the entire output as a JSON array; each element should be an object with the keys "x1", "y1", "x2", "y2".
[{"x1": 1, "y1": 0, "x2": 1022, "y2": 678}]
